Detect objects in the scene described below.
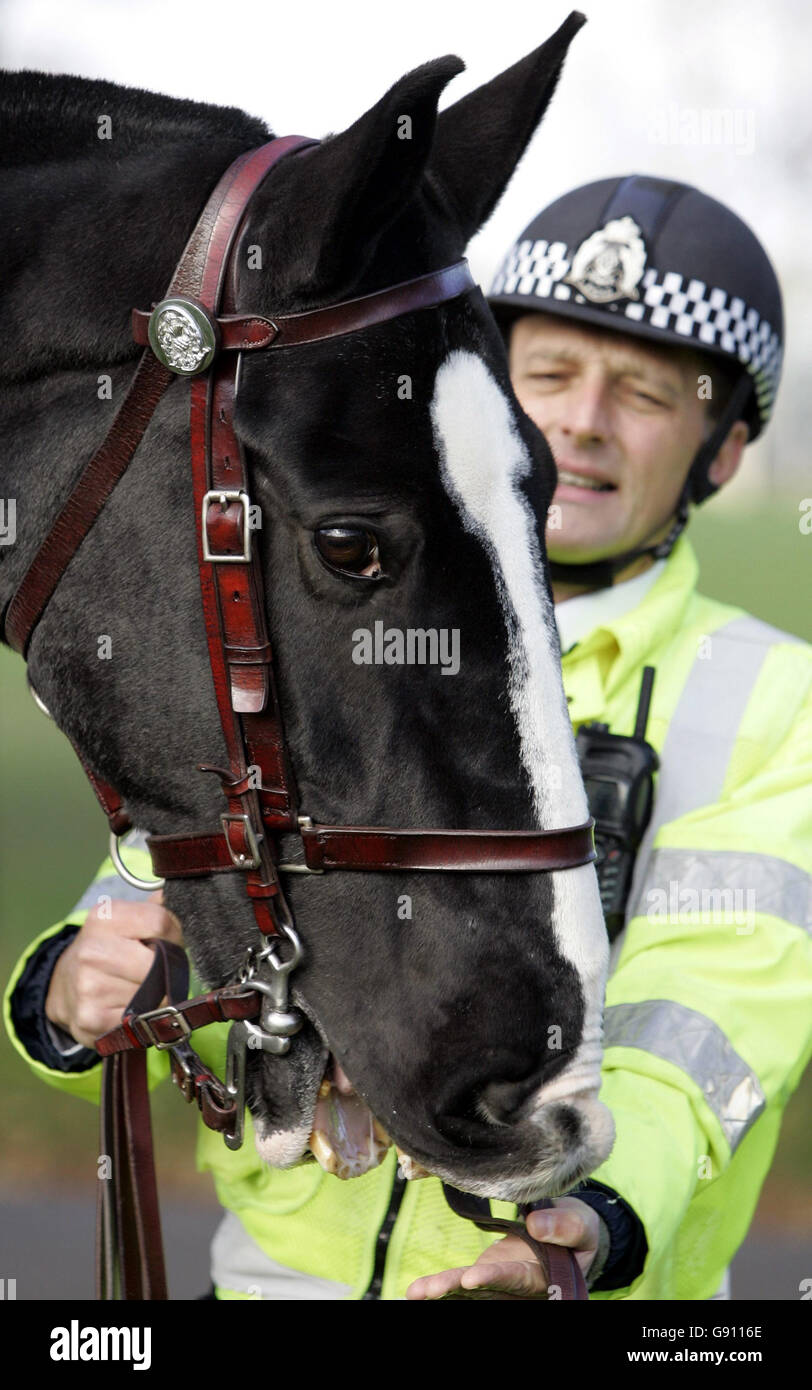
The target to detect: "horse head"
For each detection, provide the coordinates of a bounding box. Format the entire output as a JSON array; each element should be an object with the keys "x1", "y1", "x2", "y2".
[{"x1": 0, "y1": 11, "x2": 615, "y2": 1202}]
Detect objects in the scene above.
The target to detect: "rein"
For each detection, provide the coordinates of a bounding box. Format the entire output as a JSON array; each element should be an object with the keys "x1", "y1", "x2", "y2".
[{"x1": 3, "y1": 135, "x2": 595, "y2": 1301}]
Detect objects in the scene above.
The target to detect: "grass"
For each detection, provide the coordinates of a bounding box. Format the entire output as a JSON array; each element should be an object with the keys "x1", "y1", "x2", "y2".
[
  {"x1": 0, "y1": 498, "x2": 809, "y2": 1218},
  {"x1": 688, "y1": 494, "x2": 812, "y2": 642}
]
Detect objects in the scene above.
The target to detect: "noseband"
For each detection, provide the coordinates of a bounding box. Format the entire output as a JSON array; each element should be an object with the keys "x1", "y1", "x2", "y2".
[{"x1": 3, "y1": 136, "x2": 594, "y2": 1301}]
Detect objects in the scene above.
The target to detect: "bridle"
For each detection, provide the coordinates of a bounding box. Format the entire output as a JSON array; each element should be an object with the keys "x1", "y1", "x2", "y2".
[{"x1": 3, "y1": 135, "x2": 595, "y2": 1301}]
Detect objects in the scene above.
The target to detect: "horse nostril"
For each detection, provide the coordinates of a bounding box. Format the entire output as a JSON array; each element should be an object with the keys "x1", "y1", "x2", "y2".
[
  {"x1": 437, "y1": 1053, "x2": 576, "y2": 1140},
  {"x1": 478, "y1": 1050, "x2": 575, "y2": 1125},
  {"x1": 478, "y1": 1073, "x2": 544, "y2": 1125}
]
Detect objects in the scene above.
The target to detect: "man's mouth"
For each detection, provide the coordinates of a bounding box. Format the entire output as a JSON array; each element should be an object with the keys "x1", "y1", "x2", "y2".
[
  {"x1": 307, "y1": 1054, "x2": 430, "y2": 1181},
  {"x1": 556, "y1": 468, "x2": 616, "y2": 493}
]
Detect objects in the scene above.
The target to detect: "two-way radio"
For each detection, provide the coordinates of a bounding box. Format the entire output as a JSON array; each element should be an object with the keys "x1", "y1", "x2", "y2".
[{"x1": 575, "y1": 666, "x2": 659, "y2": 941}]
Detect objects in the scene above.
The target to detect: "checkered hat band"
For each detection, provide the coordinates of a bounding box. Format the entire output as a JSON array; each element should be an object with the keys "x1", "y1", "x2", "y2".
[{"x1": 490, "y1": 238, "x2": 781, "y2": 424}]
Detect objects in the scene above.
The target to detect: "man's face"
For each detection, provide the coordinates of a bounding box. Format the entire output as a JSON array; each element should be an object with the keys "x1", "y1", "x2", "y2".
[{"x1": 508, "y1": 313, "x2": 710, "y2": 563}]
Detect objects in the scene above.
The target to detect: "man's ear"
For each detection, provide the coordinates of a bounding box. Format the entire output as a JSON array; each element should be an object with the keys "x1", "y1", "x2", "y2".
[{"x1": 707, "y1": 419, "x2": 749, "y2": 488}]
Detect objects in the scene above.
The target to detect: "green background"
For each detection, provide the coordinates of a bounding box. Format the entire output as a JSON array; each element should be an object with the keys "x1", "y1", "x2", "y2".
[{"x1": 1, "y1": 498, "x2": 809, "y2": 1219}]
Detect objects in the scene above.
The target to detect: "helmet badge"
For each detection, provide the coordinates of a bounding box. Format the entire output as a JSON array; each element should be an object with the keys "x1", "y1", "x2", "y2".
[{"x1": 565, "y1": 215, "x2": 648, "y2": 305}]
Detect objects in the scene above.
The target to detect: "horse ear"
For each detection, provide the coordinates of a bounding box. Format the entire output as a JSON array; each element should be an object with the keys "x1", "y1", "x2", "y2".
[
  {"x1": 427, "y1": 11, "x2": 586, "y2": 243},
  {"x1": 288, "y1": 55, "x2": 465, "y2": 289}
]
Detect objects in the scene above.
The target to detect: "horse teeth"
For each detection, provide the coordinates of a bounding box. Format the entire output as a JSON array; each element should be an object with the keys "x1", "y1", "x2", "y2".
[
  {"x1": 308, "y1": 1130, "x2": 339, "y2": 1175},
  {"x1": 317, "y1": 1078, "x2": 332, "y2": 1100},
  {"x1": 395, "y1": 1147, "x2": 430, "y2": 1180}
]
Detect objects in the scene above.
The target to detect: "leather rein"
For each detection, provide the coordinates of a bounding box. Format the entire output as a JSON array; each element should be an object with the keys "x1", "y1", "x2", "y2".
[{"x1": 2, "y1": 135, "x2": 594, "y2": 1302}]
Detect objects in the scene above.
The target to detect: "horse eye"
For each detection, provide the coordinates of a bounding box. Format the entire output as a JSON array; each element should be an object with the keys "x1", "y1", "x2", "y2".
[{"x1": 314, "y1": 525, "x2": 382, "y2": 579}]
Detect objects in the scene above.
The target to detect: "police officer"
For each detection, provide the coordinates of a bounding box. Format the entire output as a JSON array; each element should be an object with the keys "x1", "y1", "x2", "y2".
[{"x1": 5, "y1": 176, "x2": 811, "y2": 1300}]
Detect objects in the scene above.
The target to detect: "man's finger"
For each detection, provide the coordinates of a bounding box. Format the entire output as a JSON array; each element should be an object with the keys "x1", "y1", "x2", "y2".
[
  {"x1": 406, "y1": 1267, "x2": 472, "y2": 1300},
  {"x1": 72, "y1": 933, "x2": 164, "y2": 989},
  {"x1": 527, "y1": 1200, "x2": 595, "y2": 1250},
  {"x1": 459, "y1": 1260, "x2": 545, "y2": 1297},
  {"x1": 407, "y1": 1257, "x2": 546, "y2": 1300}
]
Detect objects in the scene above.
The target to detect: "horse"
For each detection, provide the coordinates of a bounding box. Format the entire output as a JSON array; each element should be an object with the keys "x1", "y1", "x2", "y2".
[{"x1": 0, "y1": 10, "x2": 615, "y2": 1210}]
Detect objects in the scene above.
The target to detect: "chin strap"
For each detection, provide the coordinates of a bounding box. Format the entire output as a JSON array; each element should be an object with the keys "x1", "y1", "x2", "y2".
[
  {"x1": 547, "y1": 484, "x2": 691, "y2": 591},
  {"x1": 547, "y1": 372, "x2": 754, "y2": 592}
]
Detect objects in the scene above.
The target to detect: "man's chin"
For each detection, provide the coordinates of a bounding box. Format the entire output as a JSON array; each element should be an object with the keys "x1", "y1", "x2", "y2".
[
  {"x1": 546, "y1": 524, "x2": 654, "y2": 569},
  {"x1": 546, "y1": 541, "x2": 622, "y2": 568},
  {"x1": 546, "y1": 522, "x2": 622, "y2": 566},
  {"x1": 546, "y1": 497, "x2": 683, "y2": 572}
]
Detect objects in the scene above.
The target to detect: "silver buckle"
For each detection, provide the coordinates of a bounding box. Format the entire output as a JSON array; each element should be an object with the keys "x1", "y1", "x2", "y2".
[
  {"x1": 277, "y1": 815, "x2": 325, "y2": 875},
  {"x1": 220, "y1": 813, "x2": 263, "y2": 870},
  {"x1": 202, "y1": 490, "x2": 252, "y2": 562},
  {"x1": 138, "y1": 1005, "x2": 192, "y2": 1050}
]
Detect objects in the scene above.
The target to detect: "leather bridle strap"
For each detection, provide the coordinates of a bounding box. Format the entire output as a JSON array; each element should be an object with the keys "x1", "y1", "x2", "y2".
[
  {"x1": 4, "y1": 349, "x2": 173, "y2": 658},
  {"x1": 147, "y1": 819, "x2": 597, "y2": 877},
  {"x1": 130, "y1": 259, "x2": 476, "y2": 353},
  {"x1": 95, "y1": 978, "x2": 263, "y2": 1057},
  {"x1": 299, "y1": 821, "x2": 596, "y2": 871},
  {"x1": 97, "y1": 939, "x2": 189, "y2": 1300},
  {"x1": 441, "y1": 1185, "x2": 588, "y2": 1300},
  {"x1": 181, "y1": 144, "x2": 315, "y2": 940},
  {"x1": 95, "y1": 938, "x2": 263, "y2": 1300}
]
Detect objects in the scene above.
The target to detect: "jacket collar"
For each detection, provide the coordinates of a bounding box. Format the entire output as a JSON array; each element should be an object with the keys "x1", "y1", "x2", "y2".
[
  {"x1": 555, "y1": 559, "x2": 667, "y2": 656},
  {"x1": 557, "y1": 533, "x2": 700, "y2": 699}
]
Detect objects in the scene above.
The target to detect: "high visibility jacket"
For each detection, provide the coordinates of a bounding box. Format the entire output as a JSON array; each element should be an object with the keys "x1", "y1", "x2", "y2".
[{"x1": 4, "y1": 533, "x2": 812, "y2": 1299}]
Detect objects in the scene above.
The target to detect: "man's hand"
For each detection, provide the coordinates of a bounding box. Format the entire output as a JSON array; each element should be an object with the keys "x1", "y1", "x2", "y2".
[
  {"x1": 44, "y1": 890, "x2": 184, "y2": 1048},
  {"x1": 405, "y1": 1196, "x2": 601, "y2": 1300}
]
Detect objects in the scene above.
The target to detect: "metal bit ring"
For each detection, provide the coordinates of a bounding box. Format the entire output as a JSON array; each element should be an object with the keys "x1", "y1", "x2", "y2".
[{"x1": 110, "y1": 830, "x2": 165, "y2": 892}]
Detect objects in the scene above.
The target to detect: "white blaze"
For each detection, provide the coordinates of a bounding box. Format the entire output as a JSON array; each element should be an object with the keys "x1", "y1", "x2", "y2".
[
  {"x1": 431, "y1": 351, "x2": 584, "y2": 829},
  {"x1": 430, "y1": 350, "x2": 610, "y2": 1102}
]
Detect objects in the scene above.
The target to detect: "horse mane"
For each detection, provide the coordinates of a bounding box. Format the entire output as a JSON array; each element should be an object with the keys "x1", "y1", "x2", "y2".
[{"x1": 0, "y1": 69, "x2": 272, "y2": 165}]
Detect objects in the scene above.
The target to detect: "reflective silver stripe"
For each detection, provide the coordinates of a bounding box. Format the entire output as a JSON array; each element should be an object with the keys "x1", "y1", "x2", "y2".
[
  {"x1": 70, "y1": 874, "x2": 154, "y2": 915},
  {"x1": 633, "y1": 848, "x2": 812, "y2": 936},
  {"x1": 623, "y1": 615, "x2": 804, "y2": 937},
  {"x1": 210, "y1": 1210, "x2": 352, "y2": 1300},
  {"x1": 603, "y1": 1000, "x2": 765, "y2": 1151}
]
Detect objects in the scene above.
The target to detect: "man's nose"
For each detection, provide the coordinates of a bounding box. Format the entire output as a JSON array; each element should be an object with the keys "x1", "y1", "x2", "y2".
[{"x1": 557, "y1": 379, "x2": 612, "y2": 446}]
